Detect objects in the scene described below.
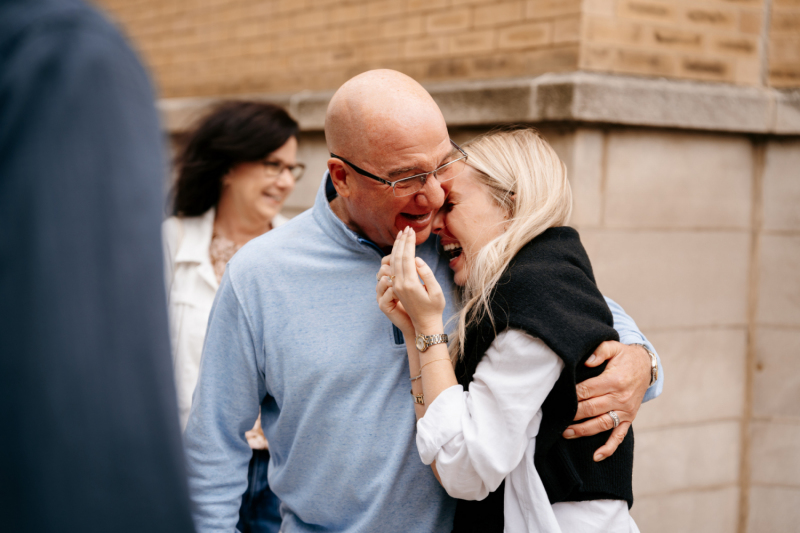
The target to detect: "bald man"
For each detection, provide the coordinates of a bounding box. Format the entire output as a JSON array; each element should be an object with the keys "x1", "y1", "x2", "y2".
[{"x1": 184, "y1": 70, "x2": 663, "y2": 532}]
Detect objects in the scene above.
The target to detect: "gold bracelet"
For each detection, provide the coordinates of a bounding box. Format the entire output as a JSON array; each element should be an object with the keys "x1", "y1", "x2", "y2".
[
  {"x1": 410, "y1": 389, "x2": 424, "y2": 405},
  {"x1": 420, "y1": 358, "x2": 451, "y2": 371}
]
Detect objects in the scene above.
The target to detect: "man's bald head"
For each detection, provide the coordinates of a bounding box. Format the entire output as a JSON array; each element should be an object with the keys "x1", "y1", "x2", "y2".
[{"x1": 325, "y1": 70, "x2": 447, "y2": 160}]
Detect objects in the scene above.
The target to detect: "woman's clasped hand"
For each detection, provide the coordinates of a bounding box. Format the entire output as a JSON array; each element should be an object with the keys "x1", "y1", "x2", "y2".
[{"x1": 376, "y1": 227, "x2": 445, "y2": 338}]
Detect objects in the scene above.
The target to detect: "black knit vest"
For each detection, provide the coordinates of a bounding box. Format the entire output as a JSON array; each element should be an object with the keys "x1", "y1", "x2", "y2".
[{"x1": 451, "y1": 227, "x2": 634, "y2": 533}]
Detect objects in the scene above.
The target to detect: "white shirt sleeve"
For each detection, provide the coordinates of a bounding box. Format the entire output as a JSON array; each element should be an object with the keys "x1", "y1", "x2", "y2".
[{"x1": 415, "y1": 329, "x2": 565, "y2": 501}]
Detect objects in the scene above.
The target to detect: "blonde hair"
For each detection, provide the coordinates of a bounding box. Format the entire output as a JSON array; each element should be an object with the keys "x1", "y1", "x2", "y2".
[{"x1": 450, "y1": 127, "x2": 573, "y2": 361}]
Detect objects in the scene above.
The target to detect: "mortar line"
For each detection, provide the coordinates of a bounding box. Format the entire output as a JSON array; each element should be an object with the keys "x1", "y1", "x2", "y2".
[
  {"x1": 738, "y1": 139, "x2": 766, "y2": 533},
  {"x1": 760, "y1": 0, "x2": 773, "y2": 88}
]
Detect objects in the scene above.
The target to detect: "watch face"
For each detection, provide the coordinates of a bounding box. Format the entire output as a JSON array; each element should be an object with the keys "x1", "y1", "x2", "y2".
[{"x1": 415, "y1": 336, "x2": 426, "y2": 351}]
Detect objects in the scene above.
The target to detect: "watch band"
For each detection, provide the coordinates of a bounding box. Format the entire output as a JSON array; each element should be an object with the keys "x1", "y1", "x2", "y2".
[
  {"x1": 633, "y1": 343, "x2": 658, "y2": 387},
  {"x1": 415, "y1": 333, "x2": 448, "y2": 352}
]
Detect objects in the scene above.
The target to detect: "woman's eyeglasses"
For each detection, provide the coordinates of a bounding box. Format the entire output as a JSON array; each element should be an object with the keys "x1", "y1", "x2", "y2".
[{"x1": 262, "y1": 160, "x2": 305, "y2": 181}]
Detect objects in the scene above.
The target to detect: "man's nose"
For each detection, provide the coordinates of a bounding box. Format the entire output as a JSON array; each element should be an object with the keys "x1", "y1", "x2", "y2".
[{"x1": 414, "y1": 175, "x2": 445, "y2": 210}]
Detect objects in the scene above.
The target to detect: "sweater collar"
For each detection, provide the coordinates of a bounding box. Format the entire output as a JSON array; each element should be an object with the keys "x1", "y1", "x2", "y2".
[{"x1": 311, "y1": 171, "x2": 386, "y2": 257}]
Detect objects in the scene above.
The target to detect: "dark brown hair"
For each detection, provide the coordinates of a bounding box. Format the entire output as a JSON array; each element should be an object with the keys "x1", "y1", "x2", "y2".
[{"x1": 171, "y1": 101, "x2": 299, "y2": 217}]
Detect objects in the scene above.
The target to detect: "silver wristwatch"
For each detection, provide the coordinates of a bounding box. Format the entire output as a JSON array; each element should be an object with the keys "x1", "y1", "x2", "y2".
[
  {"x1": 633, "y1": 343, "x2": 658, "y2": 387},
  {"x1": 415, "y1": 333, "x2": 448, "y2": 352}
]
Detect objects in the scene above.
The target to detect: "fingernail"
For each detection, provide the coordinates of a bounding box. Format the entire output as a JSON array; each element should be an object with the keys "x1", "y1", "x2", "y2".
[
  {"x1": 415, "y1": 258, "x2": 425, "y2": 267},
  {"x1": 587, "y1": 354, "x2": 596, "y2": 364},
  {"x1": 594, "y1": 453, "x2": 604, "y2": 462},
  {"x1": 563, "y1": 429, "x2": 575, "y2": 439}
]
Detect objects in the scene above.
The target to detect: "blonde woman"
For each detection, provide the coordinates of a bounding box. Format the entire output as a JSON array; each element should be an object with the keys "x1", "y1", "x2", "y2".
[{"x1": 376, "y1": 128, "x2": 639, "y2": 532}]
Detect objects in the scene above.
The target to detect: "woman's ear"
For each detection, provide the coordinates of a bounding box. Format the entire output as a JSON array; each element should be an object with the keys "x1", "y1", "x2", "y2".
[{"x1": 327, "y1": 159, "x2": 352, "y2": 198}]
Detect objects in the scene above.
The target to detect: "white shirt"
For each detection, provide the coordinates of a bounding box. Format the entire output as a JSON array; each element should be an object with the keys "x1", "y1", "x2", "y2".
[
  {"x1": 415, "y1": 329, "x2": 639, "y2": 533},
  {"x1": 162, "y1": 208, "x2": 287, "y2": 429}
]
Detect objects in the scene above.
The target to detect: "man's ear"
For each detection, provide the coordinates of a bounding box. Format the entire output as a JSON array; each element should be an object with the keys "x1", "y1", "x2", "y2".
[{"x1": 327, "y1": 159, "x2": 352, "y2": 198}]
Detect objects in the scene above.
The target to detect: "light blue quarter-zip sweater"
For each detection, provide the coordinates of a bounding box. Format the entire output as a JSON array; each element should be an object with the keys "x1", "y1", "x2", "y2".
[{"x1": 184, "y1": 174, "x2": 663, "y2": 533}]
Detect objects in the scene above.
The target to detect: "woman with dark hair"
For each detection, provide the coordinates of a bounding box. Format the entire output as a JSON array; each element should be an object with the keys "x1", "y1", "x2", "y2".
[{"x1": 163, "y1": 101, "x2": 304, "y2": 533}]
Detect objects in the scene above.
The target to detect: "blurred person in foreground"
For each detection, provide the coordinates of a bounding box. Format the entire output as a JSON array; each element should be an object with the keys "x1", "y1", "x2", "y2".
[
  {"x1": 378, "y1": 128, "x2": 639, "y2": 532},
  {"x1": 164, "y1": 101, "x2": 303, "y2": 533},
  {"x1": 183, "y1": 70, "x2": 663, "y2": 532},
  {"x1": 0, "y1": 0, "x2": 194, "y2": 531}
]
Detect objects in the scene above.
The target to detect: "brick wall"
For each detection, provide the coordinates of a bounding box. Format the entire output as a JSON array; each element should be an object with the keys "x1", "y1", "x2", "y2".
[
  {"x1": 582, "y1": 0, "x2": 765, "y2": 85},
  {"x1": 95, "y1": 0, "x2": 800, "y2": 98},
  {"x1": 95, "y1": 0, "x2": 581, "y2": 98}
]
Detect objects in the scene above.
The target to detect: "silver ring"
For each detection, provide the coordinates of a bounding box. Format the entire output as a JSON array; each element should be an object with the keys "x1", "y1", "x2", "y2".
[{"x1": 608, "y1": 410, "x2": 620, "y2": 429}]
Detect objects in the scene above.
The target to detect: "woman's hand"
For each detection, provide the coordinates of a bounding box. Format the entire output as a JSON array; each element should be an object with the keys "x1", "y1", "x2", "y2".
[
  {"x1": 376, "y1": 257, "x2": 415, "y2": 337},
  {"x1": 389, "y1": 227, "x2": 446, "y2": 333}
]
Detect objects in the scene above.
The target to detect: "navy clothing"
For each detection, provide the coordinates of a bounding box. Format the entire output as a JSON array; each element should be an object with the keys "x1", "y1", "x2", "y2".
[
  {"x1": 0, "y1": 1, "x2": 195, "y2": 532},
  {"x1": 238, "y1": 450, "x2": 282, "y2": 533}
]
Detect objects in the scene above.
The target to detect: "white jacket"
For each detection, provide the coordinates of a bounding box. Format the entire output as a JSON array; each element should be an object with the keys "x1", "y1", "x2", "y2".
[{"x1": 162, "y1": 208, "x2": 287, "y2": 429}]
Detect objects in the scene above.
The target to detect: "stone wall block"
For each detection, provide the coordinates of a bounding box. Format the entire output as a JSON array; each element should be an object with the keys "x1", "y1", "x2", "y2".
[
  {"x1": 632, "y1": 421, "x2": 741, "y2": 495},
  {"x1": 756, "y1": 235, "x2": 800, "y2": 326},
  {"x1": 763, "y1": 139, "x2": 800, "y2": 231},
  {"x1": 580, "y1": 230, "x2": 750, "y2": 329},
  {"x1": 473, "y1": 1, "x2": 524, "y2": 28},
  {"x1": 750, "y1": 420, "x2": 800, "y2": 486},
  {"x1": 603, "y1": 130, "x2": 752, "y2": 229},
  {"x1": 632, "y1": 487, "x2": 739, "y2": 533},
  {"x1": 555, "y1": 128, "x2": 604, "y2": 228},
  {"x1": 525, "y1": 0, "x2": 582, "y2": 19},
  {"x1": 497, "y1": 21, "x2": 552, "y2": 50},
  {"x1": 636, "y1": 328, "x2": 747, "y2": 430},
  {"x1": 747, "y1": 486, "x2": 800, "y2": 533},
  {"x1": 617, "y1": 0, "x2": 677, "y2": 23},
  {"x1": 753, "y1": 327, "x2": 800, "y2": 418}
]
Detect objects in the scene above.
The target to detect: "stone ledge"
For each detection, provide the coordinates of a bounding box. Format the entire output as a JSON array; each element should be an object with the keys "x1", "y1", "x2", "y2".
[{"x1": 159, "y1": 72, "x2": 800, "y2": 135}]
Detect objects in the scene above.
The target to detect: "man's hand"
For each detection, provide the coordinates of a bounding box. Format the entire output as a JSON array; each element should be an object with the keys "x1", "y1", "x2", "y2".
[{"x1": 563, "y1": 341, "x2": 651, "y2": 462}]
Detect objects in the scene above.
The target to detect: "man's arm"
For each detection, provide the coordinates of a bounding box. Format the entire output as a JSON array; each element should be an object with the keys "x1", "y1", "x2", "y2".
[
  {"x1": 563, "y1": 297, "x2": 664, "y2": 461},
  {"x1": 183, "y1": 269, "x2": 264, "y2": 532}
]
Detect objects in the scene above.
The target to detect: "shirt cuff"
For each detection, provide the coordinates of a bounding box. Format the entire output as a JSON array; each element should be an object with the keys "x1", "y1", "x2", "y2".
[{"x1": 415, "y1": 384, "x2": 464, "y2": 465}]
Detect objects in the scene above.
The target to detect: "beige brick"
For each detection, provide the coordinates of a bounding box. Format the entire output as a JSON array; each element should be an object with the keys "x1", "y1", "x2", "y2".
[
  {"x1": 679, "y1": 55, "x2": 736, "y2": 82},
  {"x1": 747, "y1": 486, "x2": 800, "y2": 533},
  {"x1": 553, "y1": 15, "x2": 580, "y2": 44},
  {"x1": 584, "y1": 0, "x2": 617, "y2": 17},
  {"x1": 293, "y1": 9, "x2": 327, "y2": 30},
  {"x1": 649, "y1": 26, "x2": 704, "y2": 51},
  {"x1": 632, "y1": 487, "x2": 739, "y2": 533},
  {"x1": 379, "y1": 15, "x2": 424, "y2": 39},
  {"x1": 497, "y1": 20, "x2": 552, "y2": 50},
  {"x1": 304, "y1": 27, "x2": 342, "y2": 49},
  {"x1": 771, "y1": 36, "x2": 800, "y2": 65},
  {"x1": 585, "y1": 16, "x2": 646, "y2": 46},
  {"x1": 603, "y1": 130, "x2": 753, "y2": 229},
  {"x1": 772, "y1": 10, "x2": 800, "y2": 34},
  {"x1": 407, "y1": 0, "x2": 449, "y2": 10},
  {"x1": 404, "y1": 36, "x2": 448, "y2": 59},
  {"x1": 736, "y1": 58, "x2": 762, "y2": 85},
  {"x1": 739, "y1": 9, "x2": 764, "y2": 34},
  {"x1": 276, "y1": 0, "x2": 307, "y2": 14},
  {"x1": 525, "y1": 0, "x2": 582, "y2": 19},
  {"x1": 633, "y1": 422, "x2": 741, "y2": 495},
  {"x1": 636, "y1": 328, "x2": 747, "y2": 430},
  {"x1": 328, "y1": 3, "x2": 366, "y2": 24},
  {"x1": 753, "y1": 328, "x2": 800, "y2": 418},
  {"x1": 774, "y1": 0, "x2": 800, "y2": 6},
  {"x1": 448, "y1": 29, "x2": 496, "y2": 54},
  {"x1": 361, "y1": 41, "x2": 403, "y2": 62},
  {"x1": 757, "y1": 235, "x2": 800, "y2": 326},
  {"x1": 712, "y1": 35, "x2": 760, "y2": 57},
  {"x1": 426, "y1": 8, "x2": 472, "y2": 34},
  {"x1": 770, "y1": 65, "x2": 800, "y2": 87},
  {"x1": 366, "y1": 0, "x2": 406, "y2": 19},
  {"x1": 617, "y1": 0, "x2": 677, "y2": 23},
  {"x1": 326, "y1": 46, "x2": 360, "y2": 68},
  {"x1": 473, "y1": 1, "x2": 525, "y2": 29},
  {"x1": 682, "y1": 6, "x2": 739, "y2": 30},
  {"x1": 763, "y1": 139, "x2": 800, "y2": 231},
  {"x1": 581, "y1": 230, "x2": 750, "y2": 329},
  {"x1": 750, "y1": 420, "x2": 800, "y2": 486},
  {"x1": 583, "y1": 45, "x2": 677, "y2": 76},
  {"x1": 521, "y1": 44, "x2": 580, "y2": 73}
]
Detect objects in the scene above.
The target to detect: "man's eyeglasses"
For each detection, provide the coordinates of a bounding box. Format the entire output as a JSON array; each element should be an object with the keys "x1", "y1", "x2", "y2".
[
  {"x1": 330, "y1": 140, "x2": 468, "y2": 197},
  {"x1": 262, "y1": 160, "x2": 305, "y2": 181}
]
